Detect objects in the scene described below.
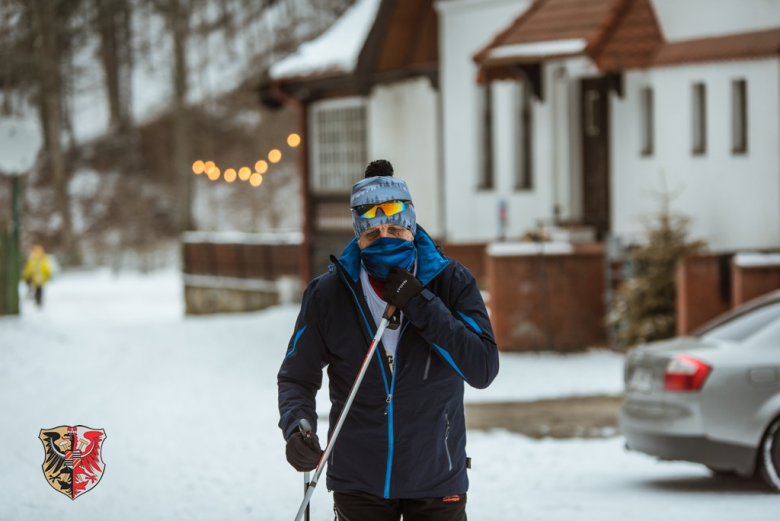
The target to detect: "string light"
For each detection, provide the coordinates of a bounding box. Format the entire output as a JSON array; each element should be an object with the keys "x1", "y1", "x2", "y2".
[
  {"x1": 287, "y1": 133, "x2": 301, "y2": 147},
  {"x1": 194, "y1": 132, "x2": 299, "y2": 188}
]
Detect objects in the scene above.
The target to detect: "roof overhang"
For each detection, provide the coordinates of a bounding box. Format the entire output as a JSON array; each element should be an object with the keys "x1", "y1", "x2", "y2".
[
  {"x1": 261, "y1": 0, "x2": 439, "y2": 108},
  {"x1": 474, "y1": 0, "x2": 663, "y2": 85}
]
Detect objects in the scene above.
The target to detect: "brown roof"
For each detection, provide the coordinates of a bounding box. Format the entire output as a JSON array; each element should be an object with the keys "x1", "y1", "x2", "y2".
[
  {"x1": 476, "y1": 0, "x2": 780, "y2": 81},
  {"x1": 372, "y1": 0, "x2": 438, "y2": 74},
  {"x1": 654, "y1": 27, "x2": 780, "y2": 66},
  {"x1": 596, "y1": 0, "x2": 664, "y2": 70},
  {"x1": 475, "y1": 0, "x2": 663, "y2": 80}
]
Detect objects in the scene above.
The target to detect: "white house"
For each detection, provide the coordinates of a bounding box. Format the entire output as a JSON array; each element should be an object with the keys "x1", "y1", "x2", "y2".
[
  {"x1": 263, "y1": 0, "x2": 442, "y2": 277},
  {"x1": 446, "y1": 0, "x2": 780, "y2": 251}
]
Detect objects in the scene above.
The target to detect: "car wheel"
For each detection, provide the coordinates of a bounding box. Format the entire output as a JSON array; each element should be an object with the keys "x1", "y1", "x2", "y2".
[{"x1": 760, "y1": 416, "x2": 780, "y2": 492}]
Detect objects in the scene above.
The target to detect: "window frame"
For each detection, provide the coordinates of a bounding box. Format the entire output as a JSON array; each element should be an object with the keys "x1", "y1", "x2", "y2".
[
  {"x1": 309, "y1": 97, "x2": 368, "y2": 195},
  {"x1": 731, "y1": 78, "x2": 748, "y2": 155},
  {"x1": 478, "y1": 83, "x2": 495, "y2": 190},
  {"x1": 692, "y1": 82, "x2": 707, "y2": 156},
  {"x1": 640, "y1": 86, "x2": 654, "y2": 157},
  {"x1": 515, "y1": 80, "x2": 534, "y2": 190}
]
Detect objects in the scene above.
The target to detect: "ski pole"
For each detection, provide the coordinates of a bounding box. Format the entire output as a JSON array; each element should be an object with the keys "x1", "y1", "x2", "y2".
[
  {"x1": 298, "y1": 419, "x2": 313, "y2": 521},
  {"x1": 293, "y1": 303, "x2": 397, "y2": 521}
]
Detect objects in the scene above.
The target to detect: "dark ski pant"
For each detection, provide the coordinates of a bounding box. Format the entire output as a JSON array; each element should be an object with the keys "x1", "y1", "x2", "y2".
[{"x1": 333, "y1": 491, "x2": 467, "y2": 521}]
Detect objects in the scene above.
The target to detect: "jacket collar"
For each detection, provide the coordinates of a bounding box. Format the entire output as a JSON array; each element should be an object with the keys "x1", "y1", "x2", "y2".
[{"x1": 337, "y1": 226, "x2": 448, "y2": 286}]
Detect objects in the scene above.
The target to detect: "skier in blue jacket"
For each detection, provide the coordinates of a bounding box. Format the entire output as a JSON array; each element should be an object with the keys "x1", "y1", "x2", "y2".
[{"x1": 278, "y1": 160, "x2": 499, "y2": 520}]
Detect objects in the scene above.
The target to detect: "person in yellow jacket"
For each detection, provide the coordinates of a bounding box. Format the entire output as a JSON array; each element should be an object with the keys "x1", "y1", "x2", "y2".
[{"x1": 22, "y1": 245, "x2": 51, "y2": 307}]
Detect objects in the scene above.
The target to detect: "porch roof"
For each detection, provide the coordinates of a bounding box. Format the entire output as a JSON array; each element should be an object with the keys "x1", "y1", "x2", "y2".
[
  {"x1": 473, "y1": 0, "x2": 663, "y2": 82},
  {"x1": 475, "y1": 0, "x2": 780, "y2": 83}
]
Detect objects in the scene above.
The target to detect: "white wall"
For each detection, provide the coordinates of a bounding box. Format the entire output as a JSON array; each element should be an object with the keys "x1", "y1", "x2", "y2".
[
  {"x1": 612, "y1": 59, "x2": 780, "y2": 250},
  {"x1": 367, "y1": 77, "x2": 442, "y2": 238},
  {"x1": 437, "y1": 0, "x2": 540, "y2": 242},
  {"x1": 651, "y1": 0, "x2": 780, "y2": 41}
]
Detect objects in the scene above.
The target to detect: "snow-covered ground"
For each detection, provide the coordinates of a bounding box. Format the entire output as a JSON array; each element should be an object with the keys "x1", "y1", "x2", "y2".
[{"x1": 1, "y1": 270, "x2": 778, "y2": 520}]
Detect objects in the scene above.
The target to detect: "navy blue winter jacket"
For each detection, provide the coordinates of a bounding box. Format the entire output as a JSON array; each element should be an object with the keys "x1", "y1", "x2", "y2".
[{"x1": 278, "y1": 227, "x2": 499, "y2": 499}]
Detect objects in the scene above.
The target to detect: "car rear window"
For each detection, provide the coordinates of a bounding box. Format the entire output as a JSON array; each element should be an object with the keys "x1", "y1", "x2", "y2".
[{"x1": 699, "y1": 301, "x2": 780, "y2": 343}]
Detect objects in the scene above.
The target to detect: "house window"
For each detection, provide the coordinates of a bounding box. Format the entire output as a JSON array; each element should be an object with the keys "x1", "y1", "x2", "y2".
[
  {"x1": 732, "y1": 79, "x2": 748, "y2": 154},
  {"x1": 692, "y1": 82, "x2": 707, "y2": 155},
  {"x1": 479, "y1": 84, "x2": 494, "y2": 190},
  {"x1": 310, "y1": 98, "x2": 367, "y2": 193},
  {"x1": 640, "y1": 87, "x2": 653, "y2": 156},
  {"x1": 516, "y1": 82, "x2": 533, "y2": 190}
]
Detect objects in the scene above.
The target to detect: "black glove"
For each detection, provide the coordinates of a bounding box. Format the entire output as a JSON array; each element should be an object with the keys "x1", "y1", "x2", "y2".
[
  {"x1": 383, "y1": 266, "x2": 423, "y2": 310},
  {"x1": 285, "y1": 429, "x2": 322, "y2": 472}
]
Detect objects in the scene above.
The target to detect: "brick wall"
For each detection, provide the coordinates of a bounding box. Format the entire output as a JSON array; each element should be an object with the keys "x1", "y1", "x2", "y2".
[
  {"x1": 440, "y1": 243, "x2": 487, "y2": 285},
  {"x1": 676, "y1": 254, "x2": 731, "y2": 335},
  {"x1": 677, "y1": 253, "x2": 780, "y2": 334},
  {"x1": 487, "y1": 251, "x2": 607, "y2": 351},
  {"x1": 733, "y1": 264, "x2": 780, "y2": 306}
]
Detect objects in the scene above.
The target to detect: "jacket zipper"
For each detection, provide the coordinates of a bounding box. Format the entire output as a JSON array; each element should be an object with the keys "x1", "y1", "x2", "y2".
[
  {"x1": 383, "y1": 320, "x2": 410, "y2": 498},
  {"x1": 331, "y1": 257, "x2": 403, "y2": 498}
]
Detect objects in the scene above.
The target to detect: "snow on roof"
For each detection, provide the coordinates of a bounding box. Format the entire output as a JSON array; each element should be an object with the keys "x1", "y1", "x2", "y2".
[
  {"x1": 181, "y1": 230, "x2": 303, "y2": 245},
  {"x1": 488, "y1": 38, "x2": 588, "y2": 60},
  {"x1": 269, "y1": 0, "x2": 382, "y2": 81},
  {"x1": 487, "y1": 242, "x2": 574, "y2": 256},
  {"x1": 734, "y1": 252, "x2": 780, "y2": 268}
]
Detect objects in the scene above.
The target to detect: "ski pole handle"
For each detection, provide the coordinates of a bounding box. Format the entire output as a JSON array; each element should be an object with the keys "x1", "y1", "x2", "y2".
[
  {"x1": 382, "y1": 304, "x2": 397, "y2": 321},
  {"x1": 298, "y1": 419, "x2": 312, "y2": 438}
]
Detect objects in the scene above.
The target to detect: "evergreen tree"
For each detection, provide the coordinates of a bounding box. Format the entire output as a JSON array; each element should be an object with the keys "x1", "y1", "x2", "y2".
[{"x1": 610, "y1": 198, "x2": 706, "y2": 348}]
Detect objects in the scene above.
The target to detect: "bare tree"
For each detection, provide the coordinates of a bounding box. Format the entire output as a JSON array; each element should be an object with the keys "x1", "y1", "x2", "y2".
[
  {"x1": 94, "y1": 0, "x2": 133, "y2": 133},
  {"x1": 28, "y1": 0, "x2": 81, "y2": 263}
]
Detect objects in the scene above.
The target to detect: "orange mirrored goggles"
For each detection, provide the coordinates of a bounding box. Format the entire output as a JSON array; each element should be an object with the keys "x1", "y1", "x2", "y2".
[{"x1": 352, "y1": 200, "x2": 412, "y2": 219}]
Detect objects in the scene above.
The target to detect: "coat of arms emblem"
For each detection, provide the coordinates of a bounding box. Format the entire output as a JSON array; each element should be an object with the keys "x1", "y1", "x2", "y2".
[{"x1": 39, "y1": 426, "x2": 106, "y2": 499}]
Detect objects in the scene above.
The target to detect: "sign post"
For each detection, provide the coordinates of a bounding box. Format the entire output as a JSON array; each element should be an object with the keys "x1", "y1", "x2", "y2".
[{"x1": 0, "y1": 118, "x2": 42, "y2": 315}]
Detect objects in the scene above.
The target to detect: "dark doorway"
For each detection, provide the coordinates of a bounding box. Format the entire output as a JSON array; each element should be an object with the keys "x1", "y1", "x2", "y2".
[{"x1": 580, "y1": 77, "x2": 611, "y2": 240}]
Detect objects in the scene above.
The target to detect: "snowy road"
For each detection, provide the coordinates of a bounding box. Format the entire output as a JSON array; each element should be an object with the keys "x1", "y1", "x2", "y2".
[{"x1": 1, "y1": 270, "x2": 778, "y2": 520}]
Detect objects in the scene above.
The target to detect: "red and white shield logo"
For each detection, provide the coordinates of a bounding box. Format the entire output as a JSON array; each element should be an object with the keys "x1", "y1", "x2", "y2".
[{"x1": 39, "y1": 425, "x2": 107, "y2": 499}]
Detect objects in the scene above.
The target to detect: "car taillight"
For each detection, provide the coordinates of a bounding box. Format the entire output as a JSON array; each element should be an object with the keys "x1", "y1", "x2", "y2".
[{"x1": 664, "y1": 355, "x2": 711, "y2": 391}]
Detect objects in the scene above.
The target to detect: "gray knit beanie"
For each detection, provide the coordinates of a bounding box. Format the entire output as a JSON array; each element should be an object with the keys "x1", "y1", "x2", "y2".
[{"x1": 350, "y1": 160, "x2": 417, "y2": 239}]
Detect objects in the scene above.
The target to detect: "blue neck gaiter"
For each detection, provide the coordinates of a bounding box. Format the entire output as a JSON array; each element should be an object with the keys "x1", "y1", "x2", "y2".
[{"x1": 360, "y1": 238, "x2": 416, "y2": 281}]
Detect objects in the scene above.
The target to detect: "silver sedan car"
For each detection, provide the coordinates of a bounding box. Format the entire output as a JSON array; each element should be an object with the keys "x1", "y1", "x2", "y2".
[{"x1": 620, "y1": 291, "x2": 780, "y2": 491}]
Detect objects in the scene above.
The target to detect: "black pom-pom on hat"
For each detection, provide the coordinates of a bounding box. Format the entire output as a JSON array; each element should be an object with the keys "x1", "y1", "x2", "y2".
[{"x1": 365, "y1": 159, "x2": 394, "y2": 178}]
